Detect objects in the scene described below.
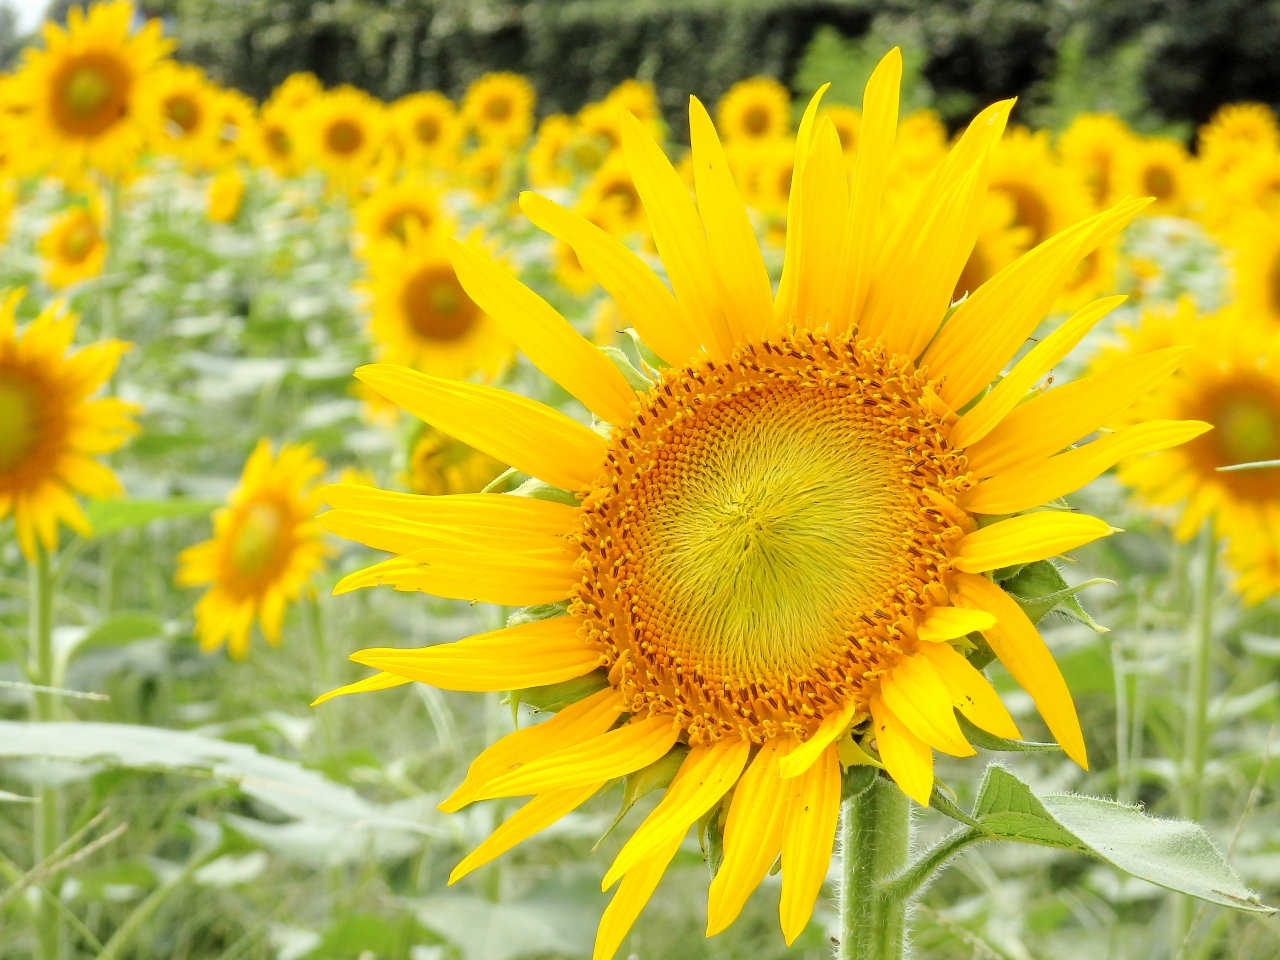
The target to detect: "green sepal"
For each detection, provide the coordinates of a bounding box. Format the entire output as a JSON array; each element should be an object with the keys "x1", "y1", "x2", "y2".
[
  {"x1": 506, "y1": 670, "x2": 610, "y2": 714},
  {"x1": 964, "y1": 632, "x2": 997, "y2": 672},
  {"x1": 841, "y1": 764, "x2": 879, "y2": 801},
  {"x1": 599, "y1": 345, "x2": 653, "y2": 392},
  {"x1": 698, "y1": 795, "x2": 728, "y2": 879},
  {"x1": 596, "y1": 744, "x2": 689, "y2": 849},
  {"x1": 929, "y1": 783, "x2": 984, "y2": 830},
  {"x1": 508, "y1": 477, "x2": 579, "y2": 506},
  {"x1": 955, "y1": 712, "x2": 1061, "y2": 753},
  {"x1": 1002, "y1": 559, "x2": 1111, "y2": 632},
  {"x1": 622, "y1": 328, "x2": 671, "y2": 374},
  {"x1": 506, "y1": 601, "x2": 570, "y2": 628}
]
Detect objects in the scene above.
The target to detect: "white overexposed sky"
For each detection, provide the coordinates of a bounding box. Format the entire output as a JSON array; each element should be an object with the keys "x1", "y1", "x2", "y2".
[{"x1": 4, "y1": 0, "x2": 50, "y2": 34}]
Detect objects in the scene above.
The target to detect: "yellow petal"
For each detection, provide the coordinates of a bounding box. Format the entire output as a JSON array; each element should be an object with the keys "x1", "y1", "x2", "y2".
[
  {"x1": 621, "y1": 112, "x2": 732, "y2": 357},
  {"x1": 916, "y1": 640, "x2": 1021, "y2": 740},
  {"x1": 966, "y1": 346, "x2": 1190, "y2": 477},
  {"x1": 347, "y1": 616, "x2": 600, "y2": 691},
  {"x1": 332, "y1": 547, "x2": 576, "y2": 607},
  {"x1": 355, "y1": 364, "x2": 605, "y2": 492},
  {"x1": 519, "y1": 191, "x2": 701, "y2": 366},
  {"x1": 924, "y1": 198, "x2": 1151, "y2": 410},
  {"x1": 475, "y1": 714, "x2": 681, "y2": 801},
  {"x1": 592, "y1": 829, "x2": 684, "y2": 960},
  {"x1": 706, "y1": 738, "x2": 788, "y2": 936},
  {"x1": 950, "y1": 296, "x2": 1127, "y2": 448},
  {"x1": 954, "y1": 513, "x2": 1115, "y2": 574},
  {"x1": 439, "y1": 687, "x2": 623, "y2": 812},
  {"x1": 916, "y1": 606, "x2": 996, "y2": 642},
  {"x1": 317, "y1": 506, "x2": 575, "y2": 560},
  {"x1": 448, "y1": 240, "x2": 638, "y2": 424},
  {"x1": 319, "y1": 485, "x2": 578, "y2": 539},
  {"x1": 839, "y1": 48, "x2": 901, "y2": 328},
  {"x1": 779, "y1": 743, "x2": 841, "y2": 945},
  {"x1": 794, "y1": 119, "x2": 850, "y2": 331},
  {"x1": 773, "y1": 84, "x2": 829, "y2": 330},
  {"x1": 880, "y1": 655, "x2": 975, "y2": 757},
  {"x1": 448, "y1": 782, "x2": 604, "y2": 884},
  {"x1": 778, "y1": 699, "x2": 856, "y2": 779},
  {"x1": 311, "y1": 671, "x2": 411, "y2": 706},
  {"x1": 602, "y1": 737, "x2": 750, "y2": 889},
  {"x1": 869, "y1": 690, "x2": 933, "y2": 806},
  {"x1": 687, "y1": 96, "x2": 773, "y2": 344},
  {"x1": 964, "y1": 419, "x2": 1212, "y2": 515},
  {"x1": 953, "y1": 572, "x2": 1087, "y2": 767}
]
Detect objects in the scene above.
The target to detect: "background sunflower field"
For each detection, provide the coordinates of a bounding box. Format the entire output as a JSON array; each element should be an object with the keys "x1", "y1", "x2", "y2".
[{"x1": 3, "y1": 2, "x2": 1280, "y2": 959}]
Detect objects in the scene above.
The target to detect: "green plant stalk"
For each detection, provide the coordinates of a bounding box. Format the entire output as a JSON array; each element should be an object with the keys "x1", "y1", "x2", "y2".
[
  {"x1": 839, "y1": 776, "x2": 911, "y2": 960},
  {"x1": 1175, "y1": 526, "x2": 1217, "y2": 949},
  {"x1": 29, "y1": 548, "x2": 61, "y2": 960}
]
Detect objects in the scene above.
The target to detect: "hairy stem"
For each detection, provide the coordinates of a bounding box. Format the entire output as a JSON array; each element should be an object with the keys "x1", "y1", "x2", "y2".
[{"x1": 839, "y1": 775, "x2": 911, "y2": 960}]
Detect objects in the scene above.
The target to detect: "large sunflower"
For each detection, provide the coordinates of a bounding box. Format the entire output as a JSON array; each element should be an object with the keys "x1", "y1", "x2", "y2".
[
  {"x1": 1116, "y1": 136, "x2": 1192, "y2": 217},
  {"x1": 317, "y1": 53, "x2": 1202, "y2": 957},
  {"x1": 11, "y1": 0, "x2": 173, "y2": 177},
  {"x1": 353, "y1": 178, "x2": 447, "y2": 257},
  {"x1": 1097, "y1": 300, "x2": 1280, "y2": 602},
  {"x1": 716, "y1": 76, "x2": 791, "y2": 143},
  {"x1": 0, "y1": 290, "x2": 138, "y2": 558},
  {"x1": 176, "y1": 439, "x2": 328, "y2": 658},
  {"x1": 39, "y1": 196, "x2": 107, "y2": 289},
  {"x1": 301, "y1": 86, "x2": 386, "y2": 190},
  {"x1": 462, "y1": 73, "x2": 535, "y2": 148},
  {"x1": 141, "y1": 61, "x2": 218, "y2": 166},
  {"x1": 362, "y1": 229, "x2": 511, "y2": 382}
]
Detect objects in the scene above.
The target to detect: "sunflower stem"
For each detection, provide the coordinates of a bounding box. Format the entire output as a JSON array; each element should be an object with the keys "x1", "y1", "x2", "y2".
[
  {"x1": 838, "y1": 774, "x2": 911, "y2": 960},
  {"x1": 29, "y1": 547, "x2": 62, "y2": 960}
]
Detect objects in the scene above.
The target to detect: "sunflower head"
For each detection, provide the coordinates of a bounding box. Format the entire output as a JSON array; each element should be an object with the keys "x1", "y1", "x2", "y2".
[
  {"x1": 988, "y1": 126, "x2": 1090, "y2": 247},
  {"x1": 353, "y1": 178, "x2": 447, "y2": 257},
  {"x1": 12, "y1": 0, "x2": 173, "y2": 177},
  {"x1": 270, "y1": 72, "x2": 322, "y2": 113},
  {"x1": 142, "y1": 62, "x2": 219, "y2": 164},
  {"x1": 1227, "y1": 208, "x2": 1280, "y2": 325},
  {"x1": 1119, "y1": 136, "x2": 1192, "y2": 216},
  {"x1": 39, "y1": 197, "x2": 108, "y2": 289},
  {"x1": 819, "y1": 104, "x2": 862, "y2": 167},
  {"x1": 579, "y1": 154, "x2": 647, "y2": 237},
  {"x1": 393, "y1": 91, "x2": 461, "y2": 167},
  {"x1": 527, "y1": 113, "x2": 579, "y2": 187},
  {"x1": 205, "y1": 88, "x2": 256, "y2": 169},
  {"x1": 402, "y1": 424, "x2": 511, "y2": 496},
  {"x1": 1059, "y1": 112, "x2": 1138, "y2": 209},
  {"x1": 0, "y1": 289, "x2": 137, "y2": 558},
  {"x1": 1198, "y1": 102, "x2": 1280, "y2": 177},
  {"x1": 249, "y1": 102, "x2": 300, "y2": 176},
  {"x1": 302, "y1": 86, "x2": 386, "y2": 188},
  {"x1": 462, "y1": 72, "x2": 535, "y2": 148},
  {"x1": 318, "y1": 51, "x2": 1206, "y2": 959},
  {"x1": 716, "y1": 76, "x2": 791, "y2": 143},
  {"x1": 176, "y1": 439, "x2": 328, "y2": 658}
]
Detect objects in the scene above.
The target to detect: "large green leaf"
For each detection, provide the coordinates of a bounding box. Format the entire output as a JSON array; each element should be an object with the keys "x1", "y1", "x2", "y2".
[
  {"x1": 84, "y1": 498, "x2": 219, "y2": 537},
  {"x1": 964, "y1": 766, "x2": 1269, "y2": 911},
  {"x1": 1001, "y1": 560, "x2": 1110, "y2": 632}
]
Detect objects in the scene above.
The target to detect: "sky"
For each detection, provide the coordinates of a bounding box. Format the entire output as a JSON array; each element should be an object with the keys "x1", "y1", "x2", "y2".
[{"x1": 4, "y1": 0, "x2": 48, "y2": 34}]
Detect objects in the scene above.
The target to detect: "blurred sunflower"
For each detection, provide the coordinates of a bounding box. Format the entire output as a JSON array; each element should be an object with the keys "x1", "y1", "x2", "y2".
[
  {"x1": 362, "y1": 229, "x2": 511, "y2": 382},
  {"x1": 0, "y1": 290, "x2": 137, "y2": 558},
  {"x1": 1117, "y1": 137, "x2": 1192, "y2": 217},
  {"x1": 953, "y1": 192, "x2": 1032, "y2": 302},
  {"x1": 1203, "y1": 151, "x2": 1280, "y2": 235},
  {"x1": 317, "y1": 52, "x2": 1199, "y2": 958},
  {"x1": 11, "y1": 0, "x2": 173, "y2": 177},
  {"x1": 0, "y1": 181, "x2": 15, "y2": 245},
  {"x1": 270, "y1": 72, "x2": 322, "y2": 113},
  {"x1": 988, "y1": 127, "x2": 1090, "y2": 248},
  {"x1": 462, "y1": 72, "x2": 535, "y2": 148},
  {"x1": 580, "y1": 154, "x2": 648, "y2": 236},
  {"x1": 1198, "y1": 102, "x2": 1280, "y2": 178},
  {"x1": 205, "y1": 88, "x2": 256, "y2": 169},
  {"x1": 402, "y1": 424, "x2": 511, "y2": 496},
  {"x1": 39, "y1": 197, "x2": 107, "y2": 288},
  {"x1": 302, "y1": 86, "x2": 386, "y2": 189},
  {"x1": 1056, "y1": 236, "x2": 1119, "y2": 313},
  {"x1": 177, "y1": 439, "x2": 328, "y2": 658},
  {"x1": 142, "y1": 61, "x2": 218, "y2": 165},
  {"x1": 1097, "y1": 301, "x2": 1280, "y2": 601},
  {"x1": 528, "y1": 114, "x2": 578, "y2": 187},
  {"x1": 1059, "y1": 112, "x2": 1136, "y2": 209},
  {"x1": 248, "y1": 102, "x2": 300, "y2": 177},
  {"x1": 1228, "y1": 208, "x2": 1280, "y2": 326},
  {"x1": 353, "y1": 178, "x2": 447, "y2": 256},
  {"x1": 206, "y1": 166, "x2": 244, "y2": 223},
  {"x1": 552, "y1": 201, "x2": 625, "y2": 295},
  {"x1": 394, "y1": 91, "x2": 461, "y2": 168},
  {"x1": 716, "y1": 76, "x2": 790, "y2": 143},
  {"x1": 461, "y1": 144, "x2": 510, "y2": 204},
  {"x1": 820, "y1": 104, "x2": 861, "y2": 170}
]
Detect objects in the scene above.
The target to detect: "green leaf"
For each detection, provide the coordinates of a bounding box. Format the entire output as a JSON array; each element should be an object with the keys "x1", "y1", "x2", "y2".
[
  {"x1": 966, "y1": 767, "x2": 1271, "y2": 912},
  {"x1": 508, "y1": 478, "x2": 579, "y2": 506},
  {"x1": 1002, "y1": 560, "x2": 1111, "y2": 632},
  {"x1": 599, "y1": 344, "x2": 653, "y2": 391},
  {"x1": 956, "y1": 712, "x2": 1062, "y2": 753},
  {"x1": 505, "y1": 602, "x2": 570, "y2": 628},
  {"x1": 598, "y1": 744, "x2": 688, "y2": 847},
  {"x1": 84, "y1": 499, "x2": 219, "y2": 538},
  {"x1": 622, "y1": 328, "x2": 670, "y2": 372},
  {"x1": 414, "y1": 894, "x2": 589, "y2": 960},
  {"x1": 79, "y1": 612, "x2": 165, "y2": 652},
  {"x1": 507, "y1": 670, "x2": 610, "y2": 713}
]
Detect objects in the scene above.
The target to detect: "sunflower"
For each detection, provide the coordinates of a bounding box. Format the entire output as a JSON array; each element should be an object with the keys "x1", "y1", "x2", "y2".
[
  {"x1": 403, "y1": 424, "x2": 511, "y2": 496},
  {"x1": 0, "y1": 181, "x2": 16, "y2": 246},
  {"x1": 553, "y1": 201, "x2": 626, "y2": 295},
  {"x1": 462, "y1": 72, "x2": 535, "y2": 148},
  {"x1": 39, "y1": 197, "x2": 107, "y2": 289},
  {"x1": 362, "y1": 228, "x2": 511, "y2": 382},
  {"x1": 1096, "y1": 301, "x2": 1280, "y2": 601},
  {"x1": 141, "y1": 61, "x2": 218, "y2": 165},
  {"x1": 204, "y1": 88, "x2": 257, "y2": 170},
  {"x1": 528, "y1": 114, "x2": 579, "y2": 187},
  {"x1": 176, "y1": 439, "x2": 328, "y2": 658},
  {"x1": 394, "y1": 91, "x2": 462, "y2": 168},
  {"x1": 716, "y1": 76, "x2": 791, "y2": 143},
  {"x1": 314, "y1": 52, "x2": 1202, "y2": 957},
  {"x1": 1201, "y1": 150, "x2": 1280, "y2": 235},
  {"x1": 248, "y1": 102, "x2": 300, "y2": 177},
  {"x1": 1059, "y1": 112, "x2": 1137, "y2": 209},
  {"x1": 353, "y1": 178, "x2": 447, "y2": 257},
  {"x1": 461, "y1": 144, "x2": 511, "y2": 204},
  {"x1": 10, "y1": 0, "x2": 173, "y2": 177},
  {"x1": 1198, "y1": 102, "x2": 1280, "y2": 178},
  {"x1": 1116, "y1": 136, "x2": 1192, "y2": 216},
  {"x1": 206, "y1": 166, "x2": 244, "y2": 223},
  {"x1": 953, "y1": 192, "x2": 1032, "y2": 302},
  {"x1": 0, "y1": 290, "x2": 137, "y2": 559},
  {"x1": 301, "y1": 86, "x2": 386, "y2": 190},
  {"x1": 579, "y1": 154, "x2": 648, "y2": 237},
  {"x1": 1227, "y1": 208, "x2": 1280, "y2": 325},
  {"x1": 270, "y1": 72, "x2": 322, "y2": 113},
  {"x1": 988, "y1": 127, "x2": 1091, "y2": 248},
  {"x1": 820, "y1": 105, "x2": 861, "y2": 170}
]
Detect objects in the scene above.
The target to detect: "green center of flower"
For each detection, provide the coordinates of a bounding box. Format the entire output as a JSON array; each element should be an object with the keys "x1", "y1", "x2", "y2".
[
  {"x1": 0, "y1": 378, "x2": 36, "y2": 474},
  {"x1": 229, "y1": 501, "x2": 286, "y2": 578},
  {"x1": 402, "y1": 265, "x2": 480, "y2": 342}
]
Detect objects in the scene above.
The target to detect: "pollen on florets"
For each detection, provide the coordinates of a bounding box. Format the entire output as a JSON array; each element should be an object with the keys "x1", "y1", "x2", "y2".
[{"x1": 569, "y1": 330, "x2": 973, "y2": 744}]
